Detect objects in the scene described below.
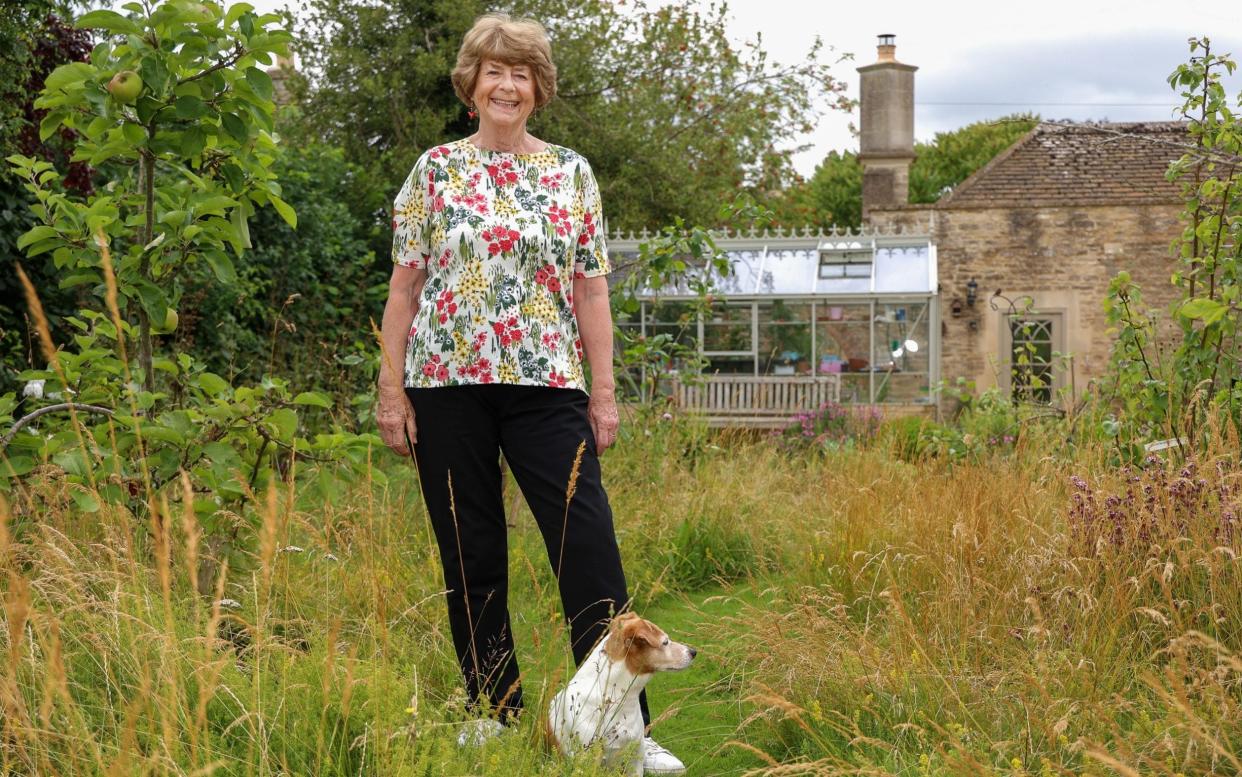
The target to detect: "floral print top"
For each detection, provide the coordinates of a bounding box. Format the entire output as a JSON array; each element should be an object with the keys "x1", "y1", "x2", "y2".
[{"x1": 392, "y1": 139, "x2": 611, "y2": 390}]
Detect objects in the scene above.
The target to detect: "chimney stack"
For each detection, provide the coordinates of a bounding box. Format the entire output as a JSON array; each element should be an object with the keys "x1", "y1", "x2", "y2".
[{"x1": 858, "y1": 34, "x2": 917, "y2": 215}]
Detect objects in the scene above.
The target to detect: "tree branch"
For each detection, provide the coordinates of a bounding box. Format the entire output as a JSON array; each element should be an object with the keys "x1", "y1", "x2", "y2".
[
  {"x1": 177, "y1": 43, "x2": 247, "y2": 87},
  {"x1": 2, "y1": 403, "x2": 115, "y2": 453}
]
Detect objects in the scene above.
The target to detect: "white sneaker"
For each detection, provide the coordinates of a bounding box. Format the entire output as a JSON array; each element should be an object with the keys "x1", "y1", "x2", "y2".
[
  {"x1": 642, "y1": 737, "x2": 686, "y2": 774},
  {"x1": 455, "y1": 718, "x2": 506, "y2": 747}
]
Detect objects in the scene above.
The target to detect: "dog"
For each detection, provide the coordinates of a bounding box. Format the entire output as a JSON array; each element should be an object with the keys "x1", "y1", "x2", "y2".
[{"x1": 547, "y1": 612, "x2": 696, "y2": 776}]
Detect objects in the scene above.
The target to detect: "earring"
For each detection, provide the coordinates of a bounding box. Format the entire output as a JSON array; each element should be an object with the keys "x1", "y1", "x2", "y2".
[{"x1": 468, "y1": 103, "x2": 477, "y2": 120}]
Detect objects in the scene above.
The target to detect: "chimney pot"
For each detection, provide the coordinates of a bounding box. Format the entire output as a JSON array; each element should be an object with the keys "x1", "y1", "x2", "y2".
[{"x1": 877, "y1": 33, "x2": 896, "y2": 62}]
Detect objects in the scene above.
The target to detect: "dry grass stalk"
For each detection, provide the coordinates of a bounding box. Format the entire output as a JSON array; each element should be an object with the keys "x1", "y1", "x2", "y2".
[
  {"x1": 14, "y1": 263, "x2": 100, "y2": 493},
  {"x1": 557, "y1": 439, "x2": 586, "y2": 576}
]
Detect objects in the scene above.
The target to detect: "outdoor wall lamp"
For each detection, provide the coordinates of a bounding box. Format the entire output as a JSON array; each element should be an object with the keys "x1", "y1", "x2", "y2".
[{"x1": 966, "y1": 278, "x2": 979, "y2": 307}]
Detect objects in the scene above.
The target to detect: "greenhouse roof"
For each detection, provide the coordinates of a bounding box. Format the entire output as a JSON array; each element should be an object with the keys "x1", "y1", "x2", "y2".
[{"x1": 607, "y1": 226, "x2": 936, "y2": 298}]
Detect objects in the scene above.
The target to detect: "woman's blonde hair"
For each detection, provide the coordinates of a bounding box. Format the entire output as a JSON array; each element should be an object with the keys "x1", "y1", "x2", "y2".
[{"x1": 451, "y1": 13, "x2": 558, "y2": 110}]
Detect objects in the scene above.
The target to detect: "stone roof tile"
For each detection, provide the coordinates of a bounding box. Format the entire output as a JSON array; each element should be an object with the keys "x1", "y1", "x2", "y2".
[{"x1": 937, "y1": 121, "x2": 1188, "y2": 209}]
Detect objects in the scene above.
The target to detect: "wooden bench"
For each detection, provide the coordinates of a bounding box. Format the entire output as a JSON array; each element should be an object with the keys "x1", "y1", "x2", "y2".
[{"x1": 670, "y1": 375, "x2": 843, "y2": 428}]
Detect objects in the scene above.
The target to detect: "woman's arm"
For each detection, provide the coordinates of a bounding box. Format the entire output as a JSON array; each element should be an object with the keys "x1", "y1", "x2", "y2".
[
  {"x1": 574, "y1": 274, "x2": 619, "y2": 453},
  {"x1": 376, "y1": 264, "x2": 426, "y2": 454}
]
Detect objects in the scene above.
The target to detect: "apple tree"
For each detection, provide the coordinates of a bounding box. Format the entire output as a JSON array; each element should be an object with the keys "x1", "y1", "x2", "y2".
[{"x1": 4, "y1": 2, "x2": 379, "y2": 534}]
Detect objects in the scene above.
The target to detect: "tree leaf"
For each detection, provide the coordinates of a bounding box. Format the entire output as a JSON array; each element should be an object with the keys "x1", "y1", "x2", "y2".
[
  {"x1": 43, "y1": 62, "x2": 94, "y2": 92},
  {"x1": 269, "y1": 194, "x2": 296, "y2": 228},
  {"x1": 174, "y1": 95, "x2": 207, "y2": 119},
  {"x1": 181, "y1": 126, "x2": 206, "y2": 158},
  {"x1": 220, "y1": 162, "x2": 244, "y2": 192},
  {"x1": 135, "y1": 95, "x2": 161, "y2": 124},
  {"x1": 1179, "y1": 298, "x2": 1228, "y2": 324},
  {"x1": 142, "y1": 424, "x2": 185, "y2": 445},
  {"x1": 203, "y1": 249, "x2": 237, "y2": 282},
  {"x1": 244, "y1": 66, "x2": 273, "y2": 100},
  {"x1": 293, "y1": 391, "x2": 332, "y2": 408},
  {"x1": 76, "y1": 10, "x2": 142, "y2": 35},
  {"x1": 268, "y1": 408, "x2": 298, "y2": 442},
  {"x1": 17, "y1": 226, "x2": 58, "y2": 250},
  {"x1": 225, "y1": 2, "x2": 255, "y2": 27},
  {"x1": 195, "y1": 195, "x2": 238, "y2": 216},
  {"x1": 39, "y1": 110, "x2": 67, "y2": 141},
  {"x1": 195, "y1": 372, "x2": 231, "y2": 396},
  {"x1": 58, "y1": 271, "x2": 102, "y2": 289},
  {"x1": 230, "y1": 206, "x2": 252, "y2": 250},
  {"x1": 138, "y1": 55, "x2": 170, "y2": 95},
  {"x1": 70, "y1": 489, "x2": 101, "y2": 513},
  {"x1": 220, "y1": 112, "x2": 248, "y2": 143},
  {"x1": 121, "y1": 122, "x2": 146, "y2": 145},
  {"x1": 1, "y1": 456, "x2": 35, "y2": 478}
]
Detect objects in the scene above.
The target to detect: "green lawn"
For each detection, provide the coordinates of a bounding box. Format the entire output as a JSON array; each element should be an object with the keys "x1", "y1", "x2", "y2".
[{"x1": 640, "y1": 583, "x2": 781, "y2": 775}]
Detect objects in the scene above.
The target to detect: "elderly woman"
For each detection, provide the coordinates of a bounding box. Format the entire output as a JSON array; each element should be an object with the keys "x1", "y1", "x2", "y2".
[{"x1": 375, "y1": 12, "x2": 685, "y2": 774}]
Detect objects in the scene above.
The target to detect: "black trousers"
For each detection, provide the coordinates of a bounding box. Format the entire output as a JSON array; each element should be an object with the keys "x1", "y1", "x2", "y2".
[{"x1": 407, "y1": 384, "x2": 650, "y2": 726}]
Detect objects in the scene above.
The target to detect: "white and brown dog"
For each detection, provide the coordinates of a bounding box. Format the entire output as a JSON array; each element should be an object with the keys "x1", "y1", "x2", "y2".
[{"x1": 547, "y1": 612, "x2": 696, "y2": 775}]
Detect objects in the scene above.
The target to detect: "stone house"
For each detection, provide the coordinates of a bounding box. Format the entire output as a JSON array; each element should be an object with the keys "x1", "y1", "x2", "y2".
[{"x1": 860, "y1": 36, "x2": 1187, "y2": 406}]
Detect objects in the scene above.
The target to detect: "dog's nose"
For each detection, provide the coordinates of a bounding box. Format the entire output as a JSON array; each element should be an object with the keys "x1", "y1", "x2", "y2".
[{"x1": 689, "y1": 646, "x2": 697, "y2": 659}]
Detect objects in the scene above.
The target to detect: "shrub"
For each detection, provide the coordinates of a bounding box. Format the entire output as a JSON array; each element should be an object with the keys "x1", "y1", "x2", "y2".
[{"x1": 772, "y1": 401, "x2": 882, "y2": 453}]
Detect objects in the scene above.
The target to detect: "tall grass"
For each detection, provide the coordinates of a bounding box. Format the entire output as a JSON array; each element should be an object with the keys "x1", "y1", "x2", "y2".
[
  {"x1": 719, "y1": 436, "x2": 1242, "y2": 776},
  {"x1": 1, "y1": 407, "x2": 1239, "y2": 774}
]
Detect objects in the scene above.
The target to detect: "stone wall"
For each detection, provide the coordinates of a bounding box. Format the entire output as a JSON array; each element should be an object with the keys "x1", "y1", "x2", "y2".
[{"x1": 872, "y1": 202, "x2": 1183, "y2": 406}]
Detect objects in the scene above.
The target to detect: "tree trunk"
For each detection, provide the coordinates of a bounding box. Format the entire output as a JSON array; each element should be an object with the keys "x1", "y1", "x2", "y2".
[{"x1": 138, "y1": 148, "x2": 155, "y2": 391}]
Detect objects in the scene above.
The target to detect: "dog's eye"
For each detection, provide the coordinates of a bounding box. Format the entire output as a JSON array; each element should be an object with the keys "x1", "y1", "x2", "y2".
[{"x1": 662, "y1": 638, "x2": 669, "y2": 646}]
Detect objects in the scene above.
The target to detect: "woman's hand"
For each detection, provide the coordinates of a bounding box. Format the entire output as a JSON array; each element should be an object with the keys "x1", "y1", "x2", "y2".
[
  {"x1": 588, "y1": 387, "x2": 619, "y2": 454},
  {"x1": 377, "y1": 264, "x2": 425, "y2": 457},
  {"x1": 377, "y1": 384, "x2": 418, "y2": 456}
]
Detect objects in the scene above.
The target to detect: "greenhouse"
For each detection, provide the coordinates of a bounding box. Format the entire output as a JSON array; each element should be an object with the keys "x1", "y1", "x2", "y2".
[{"x1": 609, "y1": 227, "x2": 939, "y2": 423}]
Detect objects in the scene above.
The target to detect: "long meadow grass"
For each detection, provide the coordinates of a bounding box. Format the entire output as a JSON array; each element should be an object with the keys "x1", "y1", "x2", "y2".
[{"x1": 2, "y1": 410, "x2": 1240, "y2": 775}]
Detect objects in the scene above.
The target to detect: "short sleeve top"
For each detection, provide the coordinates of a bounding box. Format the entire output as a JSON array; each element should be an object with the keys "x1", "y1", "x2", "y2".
[{"x1": 392, "y1": 139, "x2": 611, "y2": 390}]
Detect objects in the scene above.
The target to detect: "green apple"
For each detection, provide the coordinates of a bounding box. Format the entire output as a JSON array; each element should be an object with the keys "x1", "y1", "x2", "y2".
[
  {"x1": 107, "y1": 70, "x2": 143, "y2": 104},
  {"x1": 152, "y1": 308, "x2": 179, "y2": 334}
]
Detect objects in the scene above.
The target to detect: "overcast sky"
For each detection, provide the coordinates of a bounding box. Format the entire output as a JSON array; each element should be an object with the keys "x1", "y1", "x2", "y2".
[
  {"x1": 144, "y1": 0, "x2": 1241, "y2": 176},
  {"x1": 726, "y1": 0, "x2": 1241, "y2": 175}
]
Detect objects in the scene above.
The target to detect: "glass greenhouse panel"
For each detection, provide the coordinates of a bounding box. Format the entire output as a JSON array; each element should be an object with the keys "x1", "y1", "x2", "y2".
[
  {"x1": 757, "y1": 301, "x2": 813, "y2": 375},
  {"x1": 703, "y1": 301, "x2": 753, "y2": 352},
  {"x1": 643, "y1": 301, "x2": 698, "y2": 349},
  {"x1": 814, "y1": 304, "x2": 870, "y2": 376},
  {"x1": 759, "y1": 249, "x2": 818, "y2": 294},
  {"x1": 813, "y1": 274, "x2": 873, "y2": 294},
  {"x1": 873, "y1": 245, "x2": 932, "y2": 293},
  {"x1": 705, "y1": 355, "x2": 755, "y2": 374},
  {"x1": 716, "y1": 250, "x2": 764, "y2": 295}
]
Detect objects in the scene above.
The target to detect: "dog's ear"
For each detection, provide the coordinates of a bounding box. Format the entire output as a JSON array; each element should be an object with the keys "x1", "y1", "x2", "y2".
[
  {"x1": 609, "y1": 611, "x2": 639, "y2": 634},
  {"x1": 620, "y1": 616, "x2": 662, "y2": 650}
]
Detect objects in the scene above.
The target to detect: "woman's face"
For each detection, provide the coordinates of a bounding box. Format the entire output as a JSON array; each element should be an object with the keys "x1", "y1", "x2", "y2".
[{"x1": 472, "y1": 59, "x2": 537, "y2": 132}]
